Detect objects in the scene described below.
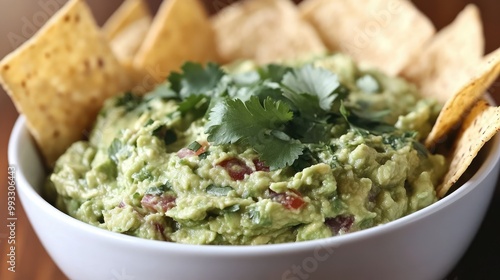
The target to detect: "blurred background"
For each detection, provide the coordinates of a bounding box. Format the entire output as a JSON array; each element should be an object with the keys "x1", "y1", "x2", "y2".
[{"x1": 0, "y1": 0, "x2": 499, "y2": 279}]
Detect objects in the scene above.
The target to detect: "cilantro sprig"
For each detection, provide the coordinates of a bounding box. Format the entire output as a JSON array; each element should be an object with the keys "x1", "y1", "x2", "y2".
[
  {"x1": 281, "y1": 64, "x2": 341, "y2": 112},
  {"x1": 151, "y1": 61, "x2": 403, "y2": 170},
  {"x1": 206, "y1": 96, "x2": 303, "y2": 168},
  {"x1": 203, "y1": 64, "x2": 349, "y2": 169},
  {"x1": 168, "y1": 62, "x2": 225, "y2": 99}
]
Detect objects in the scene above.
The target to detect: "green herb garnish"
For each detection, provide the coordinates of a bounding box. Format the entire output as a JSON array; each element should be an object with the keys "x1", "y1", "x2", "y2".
[
  {"x1": 187, "y1": 141, "x2": 202, "y2": 151},
  {"x1": 115, "y1": 92, "x2": 142, "y2": 111},
  {"x1": 108, "y1": 138, "x2": 122, "y2": 164},
  {"x1": 281, "y1": 64, "x2": 341, "y2": 112},
  {"x1": 145, "y1": 185, "x2": 166, "y2": 196},
  {"x1": 144, "y1": 61, "x2": 418, "y2": 170},
  {"x1": 339, "y1": 101, "x2": 395, "y2": 135},
  {"x1": 169, "y1": 62, "x2": 226, "y2": 99},
  {"x1": 206, "y1": 96, "x2": 303, "y2": 169},
  {"x1": 145, "y1": 187, "x2": 162, "y2": 196},
  {"x1": 132, "y1": 168, "x2": 153, "y2": 181}
]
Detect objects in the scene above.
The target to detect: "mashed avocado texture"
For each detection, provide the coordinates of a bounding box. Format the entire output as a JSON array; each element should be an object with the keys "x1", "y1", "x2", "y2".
[{"x1": 47, "y1": 54, "x2": 446, "y2": 245}]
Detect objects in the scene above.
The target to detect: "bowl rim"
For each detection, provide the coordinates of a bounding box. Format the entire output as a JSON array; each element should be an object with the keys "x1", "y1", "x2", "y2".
[{"x1": 8, "y1": 114, "x2": 500, "y2": 256}]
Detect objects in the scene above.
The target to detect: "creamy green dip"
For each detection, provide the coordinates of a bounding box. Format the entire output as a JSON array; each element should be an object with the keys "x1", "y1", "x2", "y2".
[{"x1": 47, "y1": 54, "x2": 447, "y2": 245}]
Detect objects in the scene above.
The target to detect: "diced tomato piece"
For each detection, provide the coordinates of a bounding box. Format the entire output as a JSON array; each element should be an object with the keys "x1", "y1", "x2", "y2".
[
  {"x1": 253, "y1": 159, "x2": 270, "y2": 172},
  {"x1": 269, "y1": 189, "x2": 305, "y2": 210},
  {"x1": 218, "y1": 158, "x2": 253, "y2": 180},
  {"x1": 325, "y1": 215, "x2": 354, "y2": 235},
  {"x1": 195, "y1": 142, "x2": 208, "y2": 156},
  {"x1": 177, "y1": 141, "x2": 209, "y2": 158},
  {"x1": 141, "y1": 194, "x2": 176, "y2": 213}
]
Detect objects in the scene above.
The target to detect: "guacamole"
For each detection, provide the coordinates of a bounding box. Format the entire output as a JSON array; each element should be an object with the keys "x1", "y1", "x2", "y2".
[{"x1": 47, "y1": 54, "x2": 447, "y2": 245}]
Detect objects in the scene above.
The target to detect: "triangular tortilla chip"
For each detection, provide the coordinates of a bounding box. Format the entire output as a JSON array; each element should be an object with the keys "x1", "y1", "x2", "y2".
[
  {"x1": 402, "y1": 4, "x2": 484, "y2": 104},
  {"x1": 299, "y1": 0, "x2": 435, "y2": 76},
  {"x1": 212, "y1": 0, "x2": 326, "y2": 64},
  {"x1": 425, "y1": 47, "x2": 500, "y2": 148},
  {"x1": 109, "y1": 17, "x2": 152, "y2": 96},
  {"x1": 0, "y1": 0, "x2": 131, "y2": 167},
  {"x1": 437, "y1": 99, "x2": 500, "y2": 198},
  {"x1": 102, "y1": 0, "x2": 151, "y2": 41},
  {"x1": 109, "y1": 17, "x2": 151, "y2": 64},
  {"x1": 133, "y1": 0, "x2": 219, "y2": 85}
]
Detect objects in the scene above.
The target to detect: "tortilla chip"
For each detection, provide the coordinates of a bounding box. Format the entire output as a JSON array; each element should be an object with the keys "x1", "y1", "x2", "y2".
[
  {"x1": 437, "y1": 99, "x2": 500, "y2": 198},
  {"x1": 110, "y1": 17, "x2": 151, "y2": 64},
  {"x1": 212, "y1": 0, "x2": 326, "y2": 64},
  {"x1": 0, "y1": 0, "x2": 131, "y2": 167},
  {"x1": 299, "y1": 0, "x2": 435, "y2": 76},
  {"x1": 105, "y1": 3, "x2": 152, "y2": 96},
  {"x1": 109, "y1": 17, "x2": 151, "y2": 96},
  {"x1": 402, "y1": 4, "x2": 484, "y2": 104},
  {"x1": 425, "y1": 47, "x2": 500, "y2": 148},
  {"x1": 133, "y1": 0, "x2": 219, "y2": 85},
  {"x1": 102, "y1": 0, "x2": 151, "y2": 41}
]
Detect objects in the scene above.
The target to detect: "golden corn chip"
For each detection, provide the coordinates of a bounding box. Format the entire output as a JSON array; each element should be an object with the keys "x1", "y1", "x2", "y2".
[
  {"x1": 212, "y1": 0, "x2": 326, "y2": 64},
  {"x1": 133, "y1": 0, "x2": 219, "y2": 85},
  {"x1": 110, "y1": 18, "x2": 152, "y2": 96},
  {"x1": 103, "y1": 0, "x2": 152, "y2": 96},
  {"x1": 299, "y1": 0, "x2": 435, "y2": 76},
  {"x1": 402, "y1": 4, "x2": 484, "y2": 104},
  {"x1": 102, "y1": 0, "x2": 151, "y2": 41},
  {"x1": 425, "y1": 47, "x2": 500, "y2": 148},
  {"x1": 0, "y1": 0, "x2": 131, "y2": 167},
  {"x1": 110, "y1": 17, "x2": 151, "y2": 64},
  {"x1": 437, "y1": 99, "x2": 500, "y2": 198}
]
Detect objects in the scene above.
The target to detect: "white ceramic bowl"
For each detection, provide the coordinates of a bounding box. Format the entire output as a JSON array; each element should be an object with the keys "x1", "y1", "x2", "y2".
[{"x1": 9, "y1": 116, "x2": 500, "y2": 280}]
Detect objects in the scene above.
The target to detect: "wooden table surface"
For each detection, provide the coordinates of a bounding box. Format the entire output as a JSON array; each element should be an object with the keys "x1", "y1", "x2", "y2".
[{"x1": 1, "y1": 1, "x2": 499, "y2": 279}]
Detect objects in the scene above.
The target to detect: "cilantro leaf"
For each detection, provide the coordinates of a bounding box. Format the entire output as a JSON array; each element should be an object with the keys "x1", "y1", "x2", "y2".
[
  {"x1": 281, "y1": 65, "x2": 340, "y2": 111},
  {"x1": 206, "y1": 185, "x2": 233, "y2": 196},
  {"x1": 206, "y1": 96, "x2": 293, "y2": 144},
  {"x1": 144, "y1": 83, "x2": 178, "y2": 102},
  {"x1": 291, "y1": 147, "x2": 319, "y2": 172},
  {"x1": 383, "y1": 131, "x2": 428, "y2": 157},
  {"x1": 115, "y1": 92, "x2": 143, "y2": 112},
  {"x1": 340, "y1": 101, "x2": 395, "y2": 135},
  {"x1": 286, "y1": 116, "x2": 332, "y2": 143},
  {"x1": 145, "y1": 186, "x2": 165, "y2": 196},
  {"x1": 108, "y1": 138, "x2": 123, "y2": 164},
  {"x1": 351, "y1": 107, "x2": 390, "y2": 121},
  {"x1": 206, "y1": 96, "x2": 301, "y2": 169},
  {"x1": 253, "y1": 136, "x2": 303, "y2": 169},
  {"x1": 177, "y1": 95, "x2": 210, "y2": 119},
  {"x1": 168, "y1": 62, "x2": 225, "y2": 99},
  {"x1": 258, "y1": 64, "x2": 292, "y2": 83},
  {"x1": 231, "y1": 70, "x2": 261, "y2": 86}
]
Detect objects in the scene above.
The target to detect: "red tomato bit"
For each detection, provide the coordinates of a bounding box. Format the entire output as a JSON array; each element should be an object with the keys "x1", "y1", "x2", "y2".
[
  {"x1": 177, "y1": 141, "x2": 208, "y2": 158},
  {"x1": 141, "y1": 194, "x2": 176, "y2": 213},
  {"x1": 217, "y1": 158, "x2": 253, "y2": 181},
  {"x1": 325, "y1": 215, "x2": 354, "y2": 235},
  {"x1": 269, "y1": 189, "x2": 305, "y2": 210},
  {"x1": 253, "y1": 159, "x2": 270, "y2": 172}
]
